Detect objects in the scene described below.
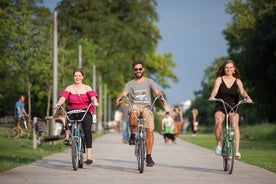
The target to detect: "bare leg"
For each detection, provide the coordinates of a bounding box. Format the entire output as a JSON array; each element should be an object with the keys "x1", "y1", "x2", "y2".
[
  {"x1": 146, "y1": 128, "x2": 154, "y2": 154},
  {"x1": 214, "y1": 111, "x2": 225, "y2": 147},
  {"x1": 87, "y1": 148, "x2": 92, "y2": 160},
  {"x1": 129, "y1": 113, "x2": 137, "y2": 134}
]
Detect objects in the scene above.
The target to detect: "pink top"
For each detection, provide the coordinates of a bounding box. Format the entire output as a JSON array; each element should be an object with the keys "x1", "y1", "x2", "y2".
[{"x1": 60, "y1": 90, "x2": 98, "y2": 112}]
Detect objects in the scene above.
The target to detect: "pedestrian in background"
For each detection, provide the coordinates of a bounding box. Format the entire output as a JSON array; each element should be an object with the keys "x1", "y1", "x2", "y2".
[
  {"x1": 119, "y1": 103, "x2": 130, "y2": 144},
  {"x1": 162, "y1": 112, "x2": 176, "y2": 144},
  {"x1": 191, "y1": 108, "x2": 198, "y2": 135},
  {"x1": 172, "y1": 106, "x2": 183, "y2": 137}
]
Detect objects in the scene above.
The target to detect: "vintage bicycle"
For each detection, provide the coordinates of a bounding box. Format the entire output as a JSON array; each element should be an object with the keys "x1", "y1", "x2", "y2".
[
  {"x1": 119, "y1": 96, "x2": 161, "y2": 173},
  {"x1": 58, "y1": 103, "x2": 95, "y2": 171},
  {"x1": 8, "y1": 115, "x2": 32, "y2": 138},
  {"x1": 210, "y1": 98, "x2": 252, "y2": 174}
]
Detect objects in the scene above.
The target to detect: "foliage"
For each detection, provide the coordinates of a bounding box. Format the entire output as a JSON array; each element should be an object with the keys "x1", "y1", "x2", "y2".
[
  {"x1": 223, "y1": 0, "x2": 276, "y2": 122},
  {"x1": 187, "y1": 0, "x2": 276, "y2": 124},
  {"x1": 0, "y1": 0, "x2": 177, "y2": 120}
]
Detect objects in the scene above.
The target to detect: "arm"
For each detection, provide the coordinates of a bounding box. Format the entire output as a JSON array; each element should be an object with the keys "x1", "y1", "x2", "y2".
[
  {"x1": 153, "y1": 88, "x2": 167, "y2": 105},
  {"x1": 55, "y1": 96, "x2": 66, "y2": 108},
  {"x1": 236, "y1": 79, "x2": 253, "y2": 103},
  {"x1": 116, "y1": 90, "x2": 129, "y2": 105},
  {"x1": 208, "y1": 77, "x2": 222, "y2": 100}
]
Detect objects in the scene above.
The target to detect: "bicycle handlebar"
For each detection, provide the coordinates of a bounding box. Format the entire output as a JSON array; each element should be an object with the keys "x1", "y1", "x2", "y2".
[
  {"x1": 119, "y1": 95, "x2": 161, "y2": 121},
  {"x1": 209, "y1": 98, "x2": 253, "y2": 114},
  {"x1": 57, "y1": 103, "x2": 96, "y2": 123}
]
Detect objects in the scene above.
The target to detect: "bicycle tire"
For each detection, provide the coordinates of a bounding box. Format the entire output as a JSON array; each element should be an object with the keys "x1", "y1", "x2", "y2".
[
  {"x1": 227, "y1": 140, "x2": 235, "y2": 174},
  {"x1": 137, "y1": 127, "x2": 145, "y2": 173},
  {"x1": 8, "y1": 127, "x2": 18, "y2": 138},
  {"x1": 71, "y1": 138, "x2": 79, "y2": 171},
  {"x1": 137, "y1": 141, "x2": 145, "y2": 173},
  {"x1": 222, "y1": 140, "x2": 227, "y2": 171},
  {"x1": 79, "y1": 137, "x2": 84, "y2": 168}
]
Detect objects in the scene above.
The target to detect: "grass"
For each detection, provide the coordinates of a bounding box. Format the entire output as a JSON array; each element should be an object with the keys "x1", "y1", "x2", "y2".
[
  {"x1": 0, "y1": 126, "x2": 104, "y2": 173},
  {"x1": 181, "y1": 123, "x2": 276, "y2": 173}
]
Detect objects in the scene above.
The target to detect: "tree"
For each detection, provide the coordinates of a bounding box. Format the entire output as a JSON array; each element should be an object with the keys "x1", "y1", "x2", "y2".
[
  {"x1": 223, "y1": 0, "x2": 276, "y2": 122},
  {"x1": 55, "y1": 0, "x2": 177, "y2": 98}
]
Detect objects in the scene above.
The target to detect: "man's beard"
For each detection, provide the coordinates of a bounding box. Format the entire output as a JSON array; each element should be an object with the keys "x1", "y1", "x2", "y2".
[{"x1": 135, "y1": 72, "x2": 144, "y2": 79}]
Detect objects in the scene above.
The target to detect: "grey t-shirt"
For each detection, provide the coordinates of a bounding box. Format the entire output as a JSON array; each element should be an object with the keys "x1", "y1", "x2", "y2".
[{"x1": 124, "y1": 78, "x2": 158, "y2": 105}]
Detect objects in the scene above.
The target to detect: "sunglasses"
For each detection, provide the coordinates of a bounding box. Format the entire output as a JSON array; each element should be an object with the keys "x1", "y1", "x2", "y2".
[{"x1": 134, "y1": 68, "x2": 143, "y2": 71}]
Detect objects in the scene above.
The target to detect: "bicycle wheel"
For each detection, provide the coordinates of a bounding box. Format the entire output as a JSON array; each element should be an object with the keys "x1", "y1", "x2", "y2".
[
  {"x1": 137, "y1": 127, "x2": 145, "y2": 173},
  {"x1": 222, "y1": 140, "x2": 227, "y2": 171},
  {"x1": 227, "y1": 140, "x2": 235, "y2": 174},
  {"x1": 71, "y1": 138, "x2": 79, "y2": 171},
  {"x1": 8, "y1": 127, "x2": 18, "y2": 138},
  {"x1": 137, "y1": 140, "x2": 145, "y2": 173},
  {"x1": 78, "y1": 137, "x2": 84, "y2": 168}
]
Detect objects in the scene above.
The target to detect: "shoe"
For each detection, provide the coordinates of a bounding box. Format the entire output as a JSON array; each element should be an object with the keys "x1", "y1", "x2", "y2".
[
  {"x1": 85, "y1": 159, "x2": 93, "y2": 165},
  {"x1": 63, "y1": 139, "x2": 71, "y2": 146},
  {"x1": 215, "y1": 146, "x2": 222, "y2": 156},
  {"x1": 235, "y1": 152, "x2": 241, "y2": 159},
  {"x1": 129, "y1": 134, "x2": 136, "y2": 145},
  {"x1": 146, "y1": 155, "x2": 155, "y2": 167}
]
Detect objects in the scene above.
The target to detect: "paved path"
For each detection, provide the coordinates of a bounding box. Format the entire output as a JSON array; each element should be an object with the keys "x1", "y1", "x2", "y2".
[{"x1": 1, "y1": 132, "x2": 275, "y2": 184}]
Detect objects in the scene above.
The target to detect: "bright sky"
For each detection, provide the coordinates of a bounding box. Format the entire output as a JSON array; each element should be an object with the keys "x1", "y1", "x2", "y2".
[
  {"x1": 43, "y1": 0, "x2": 231, "y2": 105},
  {"x1": 156, "y1": 0, "x2": 231, "y2": 105}
]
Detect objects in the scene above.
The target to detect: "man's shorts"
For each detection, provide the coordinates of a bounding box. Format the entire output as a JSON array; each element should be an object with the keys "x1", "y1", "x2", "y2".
[{"x1": 130, "y1": 104, "x2": 154, "y2": 130}]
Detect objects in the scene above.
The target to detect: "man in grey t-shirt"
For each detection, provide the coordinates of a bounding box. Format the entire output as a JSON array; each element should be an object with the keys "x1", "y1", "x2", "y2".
[{"x1": 116, "y1": 60, "x2": 166, "y2": 167}]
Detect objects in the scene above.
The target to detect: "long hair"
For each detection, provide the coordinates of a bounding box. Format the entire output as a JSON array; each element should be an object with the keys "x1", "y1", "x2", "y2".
[{"x1": 215, "y1": 60, "x2": 240, "y2": 79}]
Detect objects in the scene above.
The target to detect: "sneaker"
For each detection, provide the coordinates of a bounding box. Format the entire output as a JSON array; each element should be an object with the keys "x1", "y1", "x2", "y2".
[
  {"x1": 63, "y1": 139, "x2": 71, "y2": 146},
  {"x1": 235, "y1": 152, "x2": 241, "y2": 159},
  {"x1": 146, "y1": 155, "x2": 155, "y2": 167},
  {"x1": 129, "y1": 134, "x2": 136, "y2": 145},
  {"x1": 215, "y1": 146, "x2": 222, "y2": 156},
  {"x1": 85, "y1": 159, "x2": 93, "y2": 165}
]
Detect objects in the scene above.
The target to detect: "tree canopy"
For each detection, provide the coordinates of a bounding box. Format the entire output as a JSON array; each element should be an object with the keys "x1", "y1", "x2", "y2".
[
  {"x1": 187, "y1": 0, "x2": 276, "y2": 124},
  {"x1": 0, "y1": 0, "x2": 177, "y2": 118}
]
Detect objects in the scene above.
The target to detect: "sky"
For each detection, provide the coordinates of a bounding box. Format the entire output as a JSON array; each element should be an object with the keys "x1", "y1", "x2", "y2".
[{"x1": 42, "y1": 0, "x2": 231, "y2": 106}]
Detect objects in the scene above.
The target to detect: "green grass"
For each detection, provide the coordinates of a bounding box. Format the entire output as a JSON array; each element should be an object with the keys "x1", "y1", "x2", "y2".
[
  {"x1": 0, "y1": 126, "x2": 104, "y2": 173},
  {"x1": 181, "y1": 123, "x2": 276, "y2": 173}
]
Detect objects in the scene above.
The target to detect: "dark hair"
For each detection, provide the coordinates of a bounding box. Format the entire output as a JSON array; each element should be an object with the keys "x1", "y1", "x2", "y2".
[
  {"x1": 132, "y1": 60, "x2": 144, "y2": 69},
  {"x1": 173, "y1": 106, "x2": 180, "y2": 111},
  {"x1": 216, "y1": 60, "x2": 240, "y2": 79},
  {"x1": 73, "y1": 68, "x2": 84, "y2": 76},
  {"x1": 165, "y1": 112, "x2": 170, "y2": 115}
]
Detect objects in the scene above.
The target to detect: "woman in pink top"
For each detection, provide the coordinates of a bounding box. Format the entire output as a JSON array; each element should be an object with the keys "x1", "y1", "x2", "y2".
[{"x1": 56, "y1": 68, "x2": 98, "y2": 165}]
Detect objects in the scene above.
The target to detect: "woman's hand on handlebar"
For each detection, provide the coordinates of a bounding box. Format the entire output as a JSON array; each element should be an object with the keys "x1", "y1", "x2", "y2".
[
  {"x1": 55, "y1": 104, "x2": 61, "y2": 109},
  {"x1": 245, "y1": 97, "x2": 254, "y2": 103},
  {"x1": 208, "y1": 97, "x2": 216, "y2": 101}
]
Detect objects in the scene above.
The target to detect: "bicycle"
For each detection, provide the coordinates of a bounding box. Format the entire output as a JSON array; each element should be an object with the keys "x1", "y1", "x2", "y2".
[
  {"x1": 119, "y1": 96, "x2": 161, "y2": 173},
  {"x1": 8, "y1": 115, "x2": 32, "y2": 138},
  {"x1": 210, "y1": 98, "x2": 252, "y2": 174},
  {"x1": 58, "y1": 103, "x2": 95, "y2": 171}
]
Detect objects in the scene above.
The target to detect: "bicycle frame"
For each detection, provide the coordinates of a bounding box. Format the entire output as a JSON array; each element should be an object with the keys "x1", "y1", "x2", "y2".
[
  {"x1": 59, "y1": 103, "x2": 95, "y2": 171},
  {"x1": 120, "y1": 96, "x2": 161, "y2": 173},
  {"x1": 211, "y1": 98, "x2": 250, "y2": 174}
]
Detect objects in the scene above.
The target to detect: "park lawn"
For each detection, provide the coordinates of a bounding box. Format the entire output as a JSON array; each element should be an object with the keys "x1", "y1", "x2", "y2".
[
  {"x1": 181, "y1": 133, "x2": 276, "y2": 173},
  {"x1": 0, "y1": 127, "x2": 103, "y2": 173}
]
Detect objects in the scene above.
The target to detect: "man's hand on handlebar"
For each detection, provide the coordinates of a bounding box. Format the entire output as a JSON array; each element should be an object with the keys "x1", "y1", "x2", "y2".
[
  {"x1": 116, "y1": 96, "x2": 124, "y2": 106},
  {"x1": 160, "y1": 95, "x2": 167, "y2": 105}
]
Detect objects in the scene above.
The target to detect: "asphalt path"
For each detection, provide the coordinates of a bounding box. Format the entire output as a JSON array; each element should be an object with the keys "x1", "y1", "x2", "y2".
[{"x1": 1, "y1": 132, "x2": 275, "y2": 184}]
